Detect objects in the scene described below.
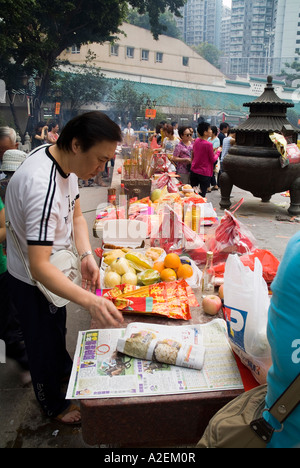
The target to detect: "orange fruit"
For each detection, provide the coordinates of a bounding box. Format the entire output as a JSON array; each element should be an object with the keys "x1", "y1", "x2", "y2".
[
  {"x1": 164, "y1": 253, "x2": 181, "y2": 270},
  {"x1": 177, "y1": 264, "x2": 193, "y2": 279},
  {"x1": 160, "y1": 268, "x2": 177, "y2": 282},
  {"x1": 153, "y1": 261, "x2": 165, "y2": 273}
]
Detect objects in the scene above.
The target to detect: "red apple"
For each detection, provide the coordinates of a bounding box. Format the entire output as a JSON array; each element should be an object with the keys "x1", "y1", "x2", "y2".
[
  {"x1": 202, "y1": 295, "x2": 222, "y2": 316},
  {"x1": 218, "y1": 284, "x2": 224, "y2": 300}
]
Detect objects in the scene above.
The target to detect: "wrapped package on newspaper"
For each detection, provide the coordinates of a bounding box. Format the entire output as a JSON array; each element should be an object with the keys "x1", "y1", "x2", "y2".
[{"x1": 117, "y1": 323, "x2": 206, "y2": 370}]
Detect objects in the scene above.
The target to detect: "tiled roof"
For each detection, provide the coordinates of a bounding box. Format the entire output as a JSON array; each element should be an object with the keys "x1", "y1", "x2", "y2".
[
  {"x1": 107, "y1": 78, "x2": 255, "y2": 111},
  {"x1": 103, "y1": 77, "x2": 300, "y2": 116}
]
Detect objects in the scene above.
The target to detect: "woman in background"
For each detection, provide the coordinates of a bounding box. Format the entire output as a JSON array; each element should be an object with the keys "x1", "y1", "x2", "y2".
[
  {"x1": 172, "y1": 126, "x2": 193, "y2": 185},
  {"x1": 32, "y1": 122, "x2": 48, "y2": 149}
]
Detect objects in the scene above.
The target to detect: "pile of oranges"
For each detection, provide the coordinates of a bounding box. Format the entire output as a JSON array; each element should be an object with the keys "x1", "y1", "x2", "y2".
[{"x1": 153, "y1": 253, "x2": 193, "y2": 283}]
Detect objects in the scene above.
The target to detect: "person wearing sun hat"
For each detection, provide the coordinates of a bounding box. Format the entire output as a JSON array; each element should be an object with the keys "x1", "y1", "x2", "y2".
[
  {"x1": 0, "y1": 149, "x2": 27, "y2": 203},
  {"x1": 0, "y1": 148, "x2": 30, "y2": 379}
]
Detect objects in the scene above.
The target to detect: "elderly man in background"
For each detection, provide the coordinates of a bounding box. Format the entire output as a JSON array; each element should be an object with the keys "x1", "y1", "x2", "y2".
[
  {"x1": 0, "y1": 127, "x2": 29, "y2": 380},
  {"x1": 0, "y1": 127, "x2": 19, "y2": 180}
]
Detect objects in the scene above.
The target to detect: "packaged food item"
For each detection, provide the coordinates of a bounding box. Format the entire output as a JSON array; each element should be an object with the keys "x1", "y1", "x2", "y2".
[
  {"x1": 269, "y1": 132, "x2": 288, "y2": 168},
  {"x1": 117, "y1": 280, "x2": 192, "y2": 320},
  {"x1": 286, "y1": 143, "x2": 300, "y2": 164},
  {"x1": 117, "y1": 323, "x2": 206, "y2": 370}
]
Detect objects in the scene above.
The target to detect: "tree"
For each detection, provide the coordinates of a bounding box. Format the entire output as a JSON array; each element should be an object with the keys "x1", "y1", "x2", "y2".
[
  {"x1": 193, "y1": 42, "x2": 221, "y2": 69},
  {"x1": 0, "y1": 0, "x2": 186, "y2": 134},
  {"x1": 48, "y1": 52, "x2": 112, "y2": 122},
  {"x1": 126, "y1": 9, "x2": 182, "y2": 39},
  {"x1": 109, "y1": 82, "x2": 147, "y2": 126},
  {"x1": 281, "y1": 54, "x2": 300, "y2": 87}
]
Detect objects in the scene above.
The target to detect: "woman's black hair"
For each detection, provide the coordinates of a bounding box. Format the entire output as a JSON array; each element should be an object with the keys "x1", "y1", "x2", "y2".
[
  {"x1": 57, "y1": 111, "x2": 122, "y2": 152},
  {"x1": 211, "y1": 126, "x2": 218, "y2": 136},
  {"x1": 197, "y1": 121, "x2": 211, "y2": 137},
  {"x1": 178, "y1": 126, "x2": 190, "y2": 138}
]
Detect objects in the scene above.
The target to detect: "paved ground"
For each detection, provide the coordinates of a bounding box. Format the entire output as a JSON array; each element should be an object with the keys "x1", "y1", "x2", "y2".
[{"x1": 1, "y1": 173, "x2": 299, "y2": 448}]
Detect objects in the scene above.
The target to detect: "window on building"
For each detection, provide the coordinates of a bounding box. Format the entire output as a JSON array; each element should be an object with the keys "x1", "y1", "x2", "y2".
[
  {"x1": 126, "y1": 47, "x2": 135, "y2": 58},
  {"x1": 71, "y1": 45, "x2": 81, "y2": 54},
  {"x1": 182, "y1": 56, "x2": 189, "y2": 67},
  {"x1": 156, "y1": 52, "x2": 163, "y2": 63},
  {"x1": 110, "y1": 45, "x2": 119, "y2": 56},
  {"x1": 142, "y1": 49, "x2": 149, "y2": 61}
]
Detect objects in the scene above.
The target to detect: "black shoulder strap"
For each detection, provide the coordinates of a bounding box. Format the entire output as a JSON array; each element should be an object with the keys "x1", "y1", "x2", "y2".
[{"x1": 269, "y1": 373, "x2": 300, "y2": 424}]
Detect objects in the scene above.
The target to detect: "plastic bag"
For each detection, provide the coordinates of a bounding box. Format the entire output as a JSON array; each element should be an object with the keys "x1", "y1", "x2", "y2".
[
  {"x1": 155, "y1": 173, "x2": 178, "y2": 193},
  {"x1": 214, "y1": 249, "x2": 280, "y2": 285},
  {"x1": 222, "y1": 254, "x2": 272, "y2": 384},
  {"x1": 150, "y1": 204, "x2": 206, "y2": 256},
  {"x1": 150, "y1": 152, "x2": 170, "y2": 173},
  {"x1": 206, "y1": 199, "x2": 256, "y2": 264}
]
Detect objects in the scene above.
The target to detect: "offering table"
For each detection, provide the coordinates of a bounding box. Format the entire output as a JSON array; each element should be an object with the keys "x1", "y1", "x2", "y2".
[{"x1": 80, "y1": 288, "x2": 245, "y2": 448}]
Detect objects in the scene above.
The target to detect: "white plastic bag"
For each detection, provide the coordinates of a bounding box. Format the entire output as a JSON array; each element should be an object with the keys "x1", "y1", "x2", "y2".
[{"x1": 223, "y1": 254, "x2": 272, "y2": 384}]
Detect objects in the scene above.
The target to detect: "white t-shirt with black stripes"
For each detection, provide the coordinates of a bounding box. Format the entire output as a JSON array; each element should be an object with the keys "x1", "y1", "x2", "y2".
[{"x1": 6, "y1": 145, "x2": 80, "y2": 286}]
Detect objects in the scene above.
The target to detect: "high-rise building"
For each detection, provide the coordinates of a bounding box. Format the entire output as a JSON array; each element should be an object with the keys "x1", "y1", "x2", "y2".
[
  {"x1": 220, "y1": 5, "x2": 232, "y2": 55},
  {"x1": 176, "y1": 0, "x2": 223, "y2": 49},
  {"x1": 225, "y1": 0, "x2": 277, "y2": 76},
  {"x1": 220, "y1": 0, "x2": 300, "y2": 78},
  {"x1": 273, "y1": 0, "x2": 300, "y2": 76}
]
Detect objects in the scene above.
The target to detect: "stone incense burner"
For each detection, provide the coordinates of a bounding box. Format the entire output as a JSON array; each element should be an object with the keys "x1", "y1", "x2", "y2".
[{"x1": 220, "y1": 76, "x2": 300, "y2": 215}]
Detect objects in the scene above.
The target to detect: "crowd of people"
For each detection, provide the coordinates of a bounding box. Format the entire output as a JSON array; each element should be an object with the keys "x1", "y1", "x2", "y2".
[
  {"x1": 145, "y1": 120, "x2": 235, "y2": 198},
  {"x1": 31, "y1": 121, "x2": 60, "y2": 149},
  {"x1": 0, "y1": 112, "x2": 299, "y2": 447}
]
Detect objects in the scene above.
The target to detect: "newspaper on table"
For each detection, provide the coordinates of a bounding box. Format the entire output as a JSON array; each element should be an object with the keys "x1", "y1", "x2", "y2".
[
  {"x1": 116, "y1": 323, "x2": 205, "y2": 370},
  {"x1": 66, "y1": 319, "x2": 244, "y2": 400}
]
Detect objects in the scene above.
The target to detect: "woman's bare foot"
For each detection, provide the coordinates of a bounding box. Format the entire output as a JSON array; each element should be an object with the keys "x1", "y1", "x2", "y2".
[{"x1": 54, "y1": 404, "x2": 81, "y2": 425}]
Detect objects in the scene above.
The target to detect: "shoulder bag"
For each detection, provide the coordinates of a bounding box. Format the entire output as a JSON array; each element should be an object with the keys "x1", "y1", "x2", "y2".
[
  {"x1": 197, "y1": 373, "x2": 300, "y2": 449},
  {"x1": 6, "y1": 187, "x2": 82, "y2": 308}
]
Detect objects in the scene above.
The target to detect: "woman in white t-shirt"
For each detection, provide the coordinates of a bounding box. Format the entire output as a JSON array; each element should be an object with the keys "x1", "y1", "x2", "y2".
[
  {"x1": 5, "y1": 112, "x2": 124, "y2": 425},
  {"x1": 162, "y1": 124, "x2": 180, "y2": 154}
]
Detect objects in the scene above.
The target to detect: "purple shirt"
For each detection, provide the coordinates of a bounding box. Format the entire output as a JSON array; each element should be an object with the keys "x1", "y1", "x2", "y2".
[
  {"x1": 173, "y1": 140, "x2": 193, "y2": 174},
  {"x1": 191, "y1": 138, "x2": 218, "y2": 177}
]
